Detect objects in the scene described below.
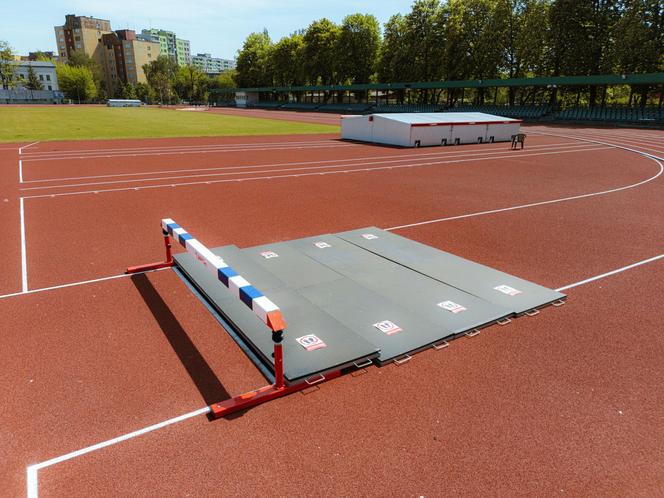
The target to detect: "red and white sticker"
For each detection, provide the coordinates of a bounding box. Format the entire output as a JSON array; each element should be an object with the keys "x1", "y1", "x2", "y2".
[
  {"x1": 314, "y1": 241, "x2": 331, "y2": 249},
  {"x1": 361, "y1": 233, "x2": 378, "y2": 240},
  {"x1": 295, "y1": 334, "x2": 326, "y2": 351},
  {"x1": 494, "y1": 284, "x2": 522, "y2": 296},
  {"x1": 373, "y1": 320, "x2": 402, "y2": 335},
  {"x1": 260, "y1": 250, "x2": 279, "y2": 259},
  {"x1": 437, "y1": 300, "x2": 467, "y2": 314}
]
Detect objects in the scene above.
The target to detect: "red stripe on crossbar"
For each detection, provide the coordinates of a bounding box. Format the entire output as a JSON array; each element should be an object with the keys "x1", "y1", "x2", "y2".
[{"x1": 410, "y1": 120, "x2": 522, "y2": 127}]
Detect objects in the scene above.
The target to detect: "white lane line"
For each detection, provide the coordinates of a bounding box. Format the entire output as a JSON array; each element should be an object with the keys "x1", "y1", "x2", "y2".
[
  {"x1": 20, "y1": 143, "x2": 597, "y2": 191},
  {"x1": 22, "y1": 141, "x2": 576, "y2": 184},
  {"x1": 21, "y1": 144, "x2": 357, "y2": 162},
  {"x1": 19, "y1": 159, "x2": 23, "y2": 183},
  {"x1": 556, "y1": 254, "x2": 664, "y2": 291},
  {"x1": 22, "y1": 146, "x2": 611, "y2": 199},
  {"x1": 0, "y1": 267, "x2": 170, "y2": 301},
  {"x1": 20, "y1": 139, "x2": 339, "y2": 156},
  {"x1": 20, "y1": 198, "x2": 28, "y2": 292},
  {"x1": 386, "y1": 156, "x2": 663, "y2": 230},
  {"x1": 18, "y1": 141, "x2": 40, "y2": 154},
  {"x1": 26, "y1": 406, "x2": 210, "y2": 498}
]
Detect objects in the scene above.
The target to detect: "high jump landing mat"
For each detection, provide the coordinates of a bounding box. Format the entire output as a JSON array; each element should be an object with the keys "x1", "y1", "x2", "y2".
[{"x1": 173, "y1": 227, "x2": 565, "y2": 384}]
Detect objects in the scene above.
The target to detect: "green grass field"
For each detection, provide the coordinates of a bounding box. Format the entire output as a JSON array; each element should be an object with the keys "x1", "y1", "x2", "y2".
[{"x1": 0, "y1": 106, "x2": 339, "y2": 142}]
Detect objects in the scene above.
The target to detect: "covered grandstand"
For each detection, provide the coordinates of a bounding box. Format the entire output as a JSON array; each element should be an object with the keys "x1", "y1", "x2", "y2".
[{"x1": 210, "y1": 73, "x2": 664, "y2": 126}]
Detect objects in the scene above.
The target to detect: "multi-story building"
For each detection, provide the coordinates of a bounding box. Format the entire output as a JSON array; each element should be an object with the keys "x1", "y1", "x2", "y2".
[
  {"x1": 139, "y1": 29, "x2": 190, "y2": 66},
  {"x1": 54, "y1": 15, "x2": 112, "y2": 68},
  {"x1": 0, "y1": 61, "x2": 64, "y2": 103},
  {"x1": 101, "y1": 30, "x2": 160, "y2": 95},
  {"x1": 191, "y1": 53, "x2": 235, "y2": 75}
]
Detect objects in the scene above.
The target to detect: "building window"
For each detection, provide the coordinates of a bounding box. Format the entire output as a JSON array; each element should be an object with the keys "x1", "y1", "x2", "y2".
[
  {"x1": 46, "y1": 75, "x2": 51, "y2": 81},
  {"x1": 39, "y1": 75, "x2": 44, "y2": 81},
  {"x1": 48, "y1": 85, "x2": 52, "y2": 90}
]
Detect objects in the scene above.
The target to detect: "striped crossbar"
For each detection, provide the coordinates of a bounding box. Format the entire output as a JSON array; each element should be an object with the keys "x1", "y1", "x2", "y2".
[{"x1": 161, "y1": 218, "x2": 286, "y2": 332}]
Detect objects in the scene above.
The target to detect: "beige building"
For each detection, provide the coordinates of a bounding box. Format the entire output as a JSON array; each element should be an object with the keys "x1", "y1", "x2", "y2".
[
  {"x1": 101, "y1": 30, "x2": 160, "y2": 95},
  {"x1": 54, "y1": 15, "x2": 112, "y2": 69},
  {"x1": 55, "y1": 15, "x2": 159, "y2": 96}
]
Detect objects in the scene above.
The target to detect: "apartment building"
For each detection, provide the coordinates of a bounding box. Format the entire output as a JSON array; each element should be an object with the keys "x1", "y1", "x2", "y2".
[
  {"x1": 191, "y1": 53, "x2": 236, "y2": 75},
  {"x1": 139, "y1": 29, "x2": 190, "y2": 66},
  {"x1": 54, "y1": 15, "x2": 112, "y2": 69},
  {"x1": 101, "y1": 30, "x2": 160, "y2": 94}
]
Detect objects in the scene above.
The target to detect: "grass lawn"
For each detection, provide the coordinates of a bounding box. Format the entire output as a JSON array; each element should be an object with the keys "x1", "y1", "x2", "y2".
[{"x1": 0, "y1": 106, "x2": 339, "y2": 142}]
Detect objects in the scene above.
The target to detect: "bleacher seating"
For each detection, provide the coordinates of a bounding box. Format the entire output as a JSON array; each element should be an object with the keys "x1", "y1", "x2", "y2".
[
  {"x1": 280, "y1": 102, "x2": 321, "y2": 110},
  {"x1": 448, "y1": 104, "x2": 552, "y2": 120},
  {"x1": 554, "y1": 106, "x2": 664, "y2": 124},
  {"x1": 371, "y1": 104, "x2": 441, "y2": 113},
  {"x1": 318, "y1": 102, "x2": 372, "y2": 113},
  {"x1": 248, "y1": 101, "x2": 284, "y2": 109}
]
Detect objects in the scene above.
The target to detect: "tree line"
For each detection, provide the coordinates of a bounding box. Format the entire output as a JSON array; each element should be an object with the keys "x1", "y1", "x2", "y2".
[{"x1": 234, "y1": 0, "x2": 663, "y2": 106}]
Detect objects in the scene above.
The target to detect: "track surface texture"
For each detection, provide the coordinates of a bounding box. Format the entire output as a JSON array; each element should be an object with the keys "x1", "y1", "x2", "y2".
[{"x1": 2, "y1": 118, "x2": 663, "y2": 498}]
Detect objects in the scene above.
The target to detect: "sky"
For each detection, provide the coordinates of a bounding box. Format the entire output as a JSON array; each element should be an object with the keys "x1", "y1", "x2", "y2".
[{"x1": 1, "y1": 0, "x2": 415, "y2": 59}]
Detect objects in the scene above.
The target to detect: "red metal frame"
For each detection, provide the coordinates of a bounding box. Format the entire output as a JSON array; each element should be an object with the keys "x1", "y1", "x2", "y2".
[
  {"x1": 126, "y1": 225, "x2": 343, "y2": 419},
  {"x1": 126, "y1": 230, "x2": 175, "y2": 274}
]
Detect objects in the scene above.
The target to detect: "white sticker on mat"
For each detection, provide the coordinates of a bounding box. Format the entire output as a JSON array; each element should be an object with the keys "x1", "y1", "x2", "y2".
[
  {"x1": 361, "y1": 233, "x2": 378, "y2": 240},
  {"x1": 260, "y1": 250, "x2": 279, "y2": 259},
  {"x1": 295, "y1": 334, "x2": 326, "y2": 351},
  {"x1": 437, "y1": 301, "x2": 467, "y2": 314},
  {"x1": 314, "y1": 241, "x2": 331, "y2": 249},
  {"x1": 494, "y1": 284, "x2": 522, "y2": 296},
  {"x1": 373, "y1": 320, "x2": 402, "y2": 335}
]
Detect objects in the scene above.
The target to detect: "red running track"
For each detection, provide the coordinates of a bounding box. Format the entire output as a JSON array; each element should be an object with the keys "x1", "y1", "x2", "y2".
[{"x1": 1, "y1": 124, "x2": 663, "y2": 497}]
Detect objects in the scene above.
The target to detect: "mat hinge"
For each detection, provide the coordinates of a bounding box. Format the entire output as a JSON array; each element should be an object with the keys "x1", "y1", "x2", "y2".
[
  {"x1": 551, "y1": 299, "x2": 566, "y2": 307},
  {"x1": 432, "y1": 340, "x2": 449, "y2": 350},
  {"x1": 465, "y1": 329, "x2": 481, "y2": 338},
  {"x1": 393, "y1": 354, "x2": 412, "y2": 366},
  {"x1": 353, "y1": 358, "x2": 374, "y2": 369},
  {"x1": 304, "y1": 373, "x2": 326, "y2": 386},
  {"x1": 524, "y1": 308, "x2": 540, "y2": 317},
  {"x1": 497, "y1": 318, "x2": 512, "y2": 326}
]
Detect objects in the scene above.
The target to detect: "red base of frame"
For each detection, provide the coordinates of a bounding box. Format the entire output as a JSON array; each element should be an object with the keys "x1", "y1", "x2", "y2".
[
  {"x1": 125, "y1": 261, "x2": 175, "y2": 274},
  {"x1": 210, "y1": 370, "x2": 342, "y2": 419}
]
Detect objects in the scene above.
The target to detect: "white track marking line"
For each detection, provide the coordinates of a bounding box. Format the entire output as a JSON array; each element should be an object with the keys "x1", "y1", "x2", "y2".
[
  {"x1": 21, "y1": 146, "x2": 611, "y2": 199},
  {"x1": 21, "y1": 143, "x2": 357, "y2": 162},
  {"x1": 20, "y1": 198, "x2": 28, "y2": 292},
  {"x1": 26, "y1": 406, "x2": 211, "y2": 498},
  {"x1": 386, "y1": 149, "x2": 663, "y2": 231},
  {"x1": 18, "y1": 141, "x2": 39, "y2": 154},
  {"x1": 20, "y1": 139, "x2": 339, "y2": 156},
  {"x1": 556, "y1": 254, "x2": 664, "y2": 291},
  {"x1": 19, "y1": 159, "x2": 23, "y2": 183},
  {"x1": 22, "y1": 141, "x2": 576, "y2": 184},
  {"x1": 0, "y1": 267, "x2": 170, "y2": 301},
  {"x1": 20, "y1": 143, "x2": 596, "y2": 191}
]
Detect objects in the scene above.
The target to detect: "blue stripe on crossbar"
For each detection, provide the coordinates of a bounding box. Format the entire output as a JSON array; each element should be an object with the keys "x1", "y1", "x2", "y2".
[
  {"x1": 178, "y1": 233, "x2": 193, "y2": 247},
  {"x1": 166, "y1": 223, "x2": 180, "y2": 235},
  {"x1": 239, "y1": 285, "x2": 263, "y2": 308},
  {"x1": 217, "y1": 266, "x2": 238, "y2": 286}
]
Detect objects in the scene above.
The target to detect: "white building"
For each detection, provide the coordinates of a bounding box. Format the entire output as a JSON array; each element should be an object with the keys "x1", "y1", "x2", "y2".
[
  {"x1": 0, "y1": 61, "x2": 64, "y2": 103},
  {"x1": 341, "y1": 112, "x2": 522, "y2": 147},
  {"x1": 191, "y1": 53, "x2": 235, "y2": 75},
  {"x1": 12, "y1": 61, "x2": 60, "y2": 92}
]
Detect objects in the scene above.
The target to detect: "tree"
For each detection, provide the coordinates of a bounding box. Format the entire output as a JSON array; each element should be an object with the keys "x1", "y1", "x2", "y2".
[
  {"x1": 337, "y1": 14, "x2": 381, "y2": 84},
  {"x1": 271, "y1": 34, "x2": 305, "y2": 86},
  {"x1": 403, "y1": 0, "x2": 447, "y2": 83},
  {"x1": 56, "y1": 63, "x2": 97, "y2": 102},
  {"x1": 120, "y1": 83, "x2": 137, "y2": 99},
  {"x1": 0, "y1": 40, "x2": 16, "y2": 90},
  {"x1": 25, "y1": 66, "x2": 43, "y2": 91},
  {"x1": 174, "y1": 65, "x2": 209, "y2": 103},
  {"x1": 32, "y1": 51, "x2": 54, "y2": 62},
  {"x1": 378, "y1": 15, "x2": 410, "y2": 84},
  {"x1": 135, "y1": 82, "x2": 156, "y2": 104},
  {"x1": 303, "y1": 19, "x2": 341, "y2": 85},
  {"x1": 67, "y1": 50, "x2": 104, "y2": 99},
  {"x1": 216, "y1": 70, "x2": 237, "y2": 89},
  {"x1": 236, "y1": 30, "x2": 273, "y2": 87},
  {"x1": 143, "y1": 55, "x2": 179, "y2": 104}
]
